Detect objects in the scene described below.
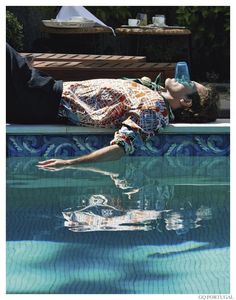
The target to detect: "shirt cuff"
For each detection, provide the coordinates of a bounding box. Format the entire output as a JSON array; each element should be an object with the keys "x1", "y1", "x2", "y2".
[{"x1": 110, "y1": 125, "x2": 144, "y2": 155}]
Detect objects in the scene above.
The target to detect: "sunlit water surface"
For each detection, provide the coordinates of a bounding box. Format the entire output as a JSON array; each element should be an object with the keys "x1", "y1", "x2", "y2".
[{"x1": 6, "y1": 156, "x2": 230, "y2": 294}]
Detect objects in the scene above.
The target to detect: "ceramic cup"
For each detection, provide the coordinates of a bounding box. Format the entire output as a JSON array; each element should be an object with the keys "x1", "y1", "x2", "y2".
[
  {"x1": 128, "y1": 19, "x2": 141, "y2": 27},
  {"x1": 152, "y1": 15, "x2": 166, "y2": 26}
]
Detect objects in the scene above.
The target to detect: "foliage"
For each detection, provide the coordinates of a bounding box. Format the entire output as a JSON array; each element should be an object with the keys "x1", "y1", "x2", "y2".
[
  {"x1": 86, "y1": 6, "x2": 131, "y2": 26},
  {"x1": 176, "y1": 6, "x2": 230, "y2": 81},
  {"x1": 30, "y1": 6, "x2": 61, "y2": 19},
  {"x1": 176, "y1": 6, "x2": 229, "y2": 49},
  {"x1": 6, "y1": 10, "x2": 24, "y2": 51},
  {"x1": 86, "y1": 6, "x2": 172, "y2": 26}
]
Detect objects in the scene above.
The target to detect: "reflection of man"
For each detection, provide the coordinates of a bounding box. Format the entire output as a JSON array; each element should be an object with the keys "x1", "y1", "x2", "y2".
[
  {"x1": 61, "y1": 163, "x2": 173, "y2": 232},
  {"x1": 63, "y1": 194, "x2": 162, "y2": 232},
  {"x1": 60, "y1": 164, "x2": 211, "y2": 234},
  {"x1": 164, "y1": 205, "x2": 212, "y2": 235}
]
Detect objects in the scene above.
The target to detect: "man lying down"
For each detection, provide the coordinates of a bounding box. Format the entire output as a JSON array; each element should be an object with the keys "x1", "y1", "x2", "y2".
[{"x1": 6, "y1": 43, "x2": 219, "y2": 168}]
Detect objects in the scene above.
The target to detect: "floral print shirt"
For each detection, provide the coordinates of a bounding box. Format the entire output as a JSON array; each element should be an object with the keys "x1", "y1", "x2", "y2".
[{"x1": 59, "y1": 79, "x2": 169, "y2": 154}]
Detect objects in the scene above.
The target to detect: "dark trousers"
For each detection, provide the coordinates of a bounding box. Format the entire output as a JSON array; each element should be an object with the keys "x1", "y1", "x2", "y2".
[{"x1": 6, "y1": 43, "x2": 63, "y2": 124}]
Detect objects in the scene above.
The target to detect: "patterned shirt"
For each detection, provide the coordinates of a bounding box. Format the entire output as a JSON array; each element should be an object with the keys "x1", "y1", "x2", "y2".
[{"x1": 59, "y1": 79, "x2": 169, "y2": 154}]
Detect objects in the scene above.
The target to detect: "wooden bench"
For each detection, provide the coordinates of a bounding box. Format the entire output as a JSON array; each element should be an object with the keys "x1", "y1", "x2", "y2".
[
  {"x1": 21, "y1": 52, "x2": 147, "y2": 62},
  {"x1": 32, "y1": 60, "x2": 175, "y2": 81}
]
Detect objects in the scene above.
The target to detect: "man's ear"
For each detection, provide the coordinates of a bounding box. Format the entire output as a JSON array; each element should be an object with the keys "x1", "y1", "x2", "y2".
[{"x1": 180, "y1": 98, "x2": 192, "y2": 108}]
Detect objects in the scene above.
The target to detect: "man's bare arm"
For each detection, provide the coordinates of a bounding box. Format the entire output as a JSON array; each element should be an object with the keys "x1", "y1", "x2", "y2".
[{"x1": 37, "y1": 144, "x2": 125, "y2": 169}]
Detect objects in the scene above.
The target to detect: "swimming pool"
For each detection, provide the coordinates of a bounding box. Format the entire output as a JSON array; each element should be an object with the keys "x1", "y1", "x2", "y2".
[{"x1": 6, "y1": 156, "x2": 230, "y2": 294}]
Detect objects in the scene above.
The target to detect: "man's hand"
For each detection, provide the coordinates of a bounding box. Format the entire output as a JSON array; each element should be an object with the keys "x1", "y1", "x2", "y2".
[{"x1": 37, "y1": 159, "x2": 72, "y2": 171}]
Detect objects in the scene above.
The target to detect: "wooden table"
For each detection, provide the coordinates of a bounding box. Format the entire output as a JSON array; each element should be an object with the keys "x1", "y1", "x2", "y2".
[
  {"x1": 41, "y1": 24, "x2": 113, "y2": 35},
  {"x1": 41, "y1": 25, "x2": 115, "y2": 54},
  {"x1": 115, "y1": 27, "x2": 191, "y2": 36},
  {"x1": 115, "y1": 27, "x2": 192, "y2": 64}
]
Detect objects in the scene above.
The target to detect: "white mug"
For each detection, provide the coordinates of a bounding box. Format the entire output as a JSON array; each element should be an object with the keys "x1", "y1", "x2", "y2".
[
  {"x1": 152, "y1": 15, "x2": 165, "y2": 26},
  {"x1": 128, "y1": 19, "x2": 140, "y2": 27}
]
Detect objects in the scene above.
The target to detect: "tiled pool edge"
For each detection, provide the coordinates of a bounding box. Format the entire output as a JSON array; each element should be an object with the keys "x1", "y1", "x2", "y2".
[{"x1": 6, "y1": 120, "x2": 230, "y2": 157}]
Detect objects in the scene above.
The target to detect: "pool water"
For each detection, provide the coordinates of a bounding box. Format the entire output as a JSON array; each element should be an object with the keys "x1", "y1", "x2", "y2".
[{"x1": 6, "y1": 156, "x2": 230, "y2": 294}]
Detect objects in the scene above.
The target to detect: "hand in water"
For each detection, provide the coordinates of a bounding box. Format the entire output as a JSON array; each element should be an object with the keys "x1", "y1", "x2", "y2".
[{"x1": 37, "y1": 159, "x2": 71, "y2": 171}]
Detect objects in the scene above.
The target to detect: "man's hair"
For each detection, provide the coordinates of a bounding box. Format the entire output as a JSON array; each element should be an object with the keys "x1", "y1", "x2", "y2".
[{"x1": 173, "y1": 84, "x2": 219, "y2": 123}]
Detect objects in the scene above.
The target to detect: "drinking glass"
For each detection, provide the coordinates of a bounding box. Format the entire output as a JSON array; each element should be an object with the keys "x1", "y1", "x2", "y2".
[{"x1": 175, "y1": 62, "x2": 191, "y2": 84}]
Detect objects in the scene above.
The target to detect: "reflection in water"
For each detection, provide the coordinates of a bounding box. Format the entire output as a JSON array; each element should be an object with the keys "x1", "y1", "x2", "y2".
[
  {"x1": 63, "y1": 200, "x2": 162, "y2": 232},
  {"x1": 6, "y1": 156, "x2": 230, "y2": 294},
  {"x1": 61, "y1": 161, "x2": 214, "y2": 234},
  {"x1": 62, "y1": 196, "x2": 212, "y2": 234},
  {"x1": 164, "y1": 205, "x2": 212, "y2": 235},
  {"x1": 7, "y1": 156, "x2": 229, "y2": 235}
]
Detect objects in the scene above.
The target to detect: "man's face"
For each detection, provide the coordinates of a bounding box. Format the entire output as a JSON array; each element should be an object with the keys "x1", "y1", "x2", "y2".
[
  {"x1": 165, "y1": 78, "x2": 207, "y2": 98},
  {"x1": 165, "y1": 78, "x2": 196, "y2": 98},
  {"x1": 164, "y1": 78, "x2": 208, "y2": 109}
]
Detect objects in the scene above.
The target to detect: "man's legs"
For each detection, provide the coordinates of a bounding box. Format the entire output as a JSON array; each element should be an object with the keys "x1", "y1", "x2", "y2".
[
  {"x1": 6, "y1": 42, "x2": 32, "y2": 84},
  {"x1": 6, "y1": 43, "x2": 63, "y2": 124},
  {"x1": 6, "y1": 43, "x2": 32, "y2": 122}
]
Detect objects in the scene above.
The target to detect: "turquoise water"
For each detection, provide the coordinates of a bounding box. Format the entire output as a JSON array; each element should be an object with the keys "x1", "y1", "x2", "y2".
[{"x1": 6, "y1": 156, "x2": 230, "y2": 294}]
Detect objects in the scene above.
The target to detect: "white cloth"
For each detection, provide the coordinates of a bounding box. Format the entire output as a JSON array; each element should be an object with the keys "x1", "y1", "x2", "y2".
[{"x1": 56, "y1": 6, "x2": 115, "y2": 35}]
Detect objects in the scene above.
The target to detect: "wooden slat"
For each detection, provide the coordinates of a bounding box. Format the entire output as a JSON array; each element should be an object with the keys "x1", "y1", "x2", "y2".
[
  {"x1": 62, "y1": 61, "x2": 82, "y2": 67},
  {"x1": 50, "y1": 53, "x2": 71, "y2": 59},
  {"x1": 33, "y1": 60, "x2": 175, "y2": 81},
  {"x1": 21, "y1": 52, "x2": 146, "y2": 62},
  {"x1": 32, "y1": 61, "x2": 51, "y2": 67},
  {"x1": 75, "y1": 54, "x2": 91, "y2": 60},
  {"x1": 21, "y1": 53, "x2": 42, "y2": 58},
  {"x1": 34, "y1": 60, "x2": 175, "y2": 70},
  {"x1": 37, "y1": 53, "x2": 55, "y2": 59}
]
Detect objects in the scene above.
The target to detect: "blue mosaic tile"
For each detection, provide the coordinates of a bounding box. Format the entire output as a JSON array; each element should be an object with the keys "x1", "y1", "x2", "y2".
[
  {"x1": 135, "y1": 134, "x2": 230, "y2": 156},
  {"x1": 7, "y1": 135, "x2": 112, "y2": 157},
  {"x1": 6, "y1": 133, "x2": 230, "y2": 157}
]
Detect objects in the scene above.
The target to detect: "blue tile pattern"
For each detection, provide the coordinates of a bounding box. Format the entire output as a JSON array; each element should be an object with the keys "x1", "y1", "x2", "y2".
[{"x1": 7, "y1": 133, "x2": 230, "y2": 157}]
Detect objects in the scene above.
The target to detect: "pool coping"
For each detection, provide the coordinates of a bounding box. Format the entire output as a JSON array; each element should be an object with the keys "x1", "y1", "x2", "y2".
[{"x1": 6, "y1": 119, "x2": 230, "y2": 135}]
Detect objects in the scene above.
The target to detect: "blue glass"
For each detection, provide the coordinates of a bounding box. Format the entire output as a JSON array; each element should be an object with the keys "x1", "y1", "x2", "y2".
[{"x1": 175, "y1": 61, "x2": 193, "y2": 87}]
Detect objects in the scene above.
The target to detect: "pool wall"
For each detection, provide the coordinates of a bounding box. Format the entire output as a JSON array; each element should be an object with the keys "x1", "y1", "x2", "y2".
[{"x1": 6, "y1": 120, "x2": 230, "y2": 157}]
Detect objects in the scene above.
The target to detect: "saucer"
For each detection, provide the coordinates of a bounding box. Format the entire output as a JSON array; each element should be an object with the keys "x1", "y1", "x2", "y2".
[{"x1": 121, "y1": 25, "x2": 140, "y2": 28}]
